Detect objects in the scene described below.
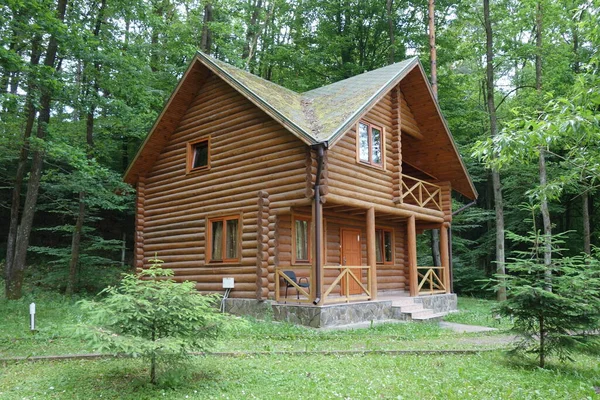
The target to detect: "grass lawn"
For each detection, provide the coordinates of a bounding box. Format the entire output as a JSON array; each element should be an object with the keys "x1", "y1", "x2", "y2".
[
  {"x1": 1, "y1": 292, "x2": 599, "y2": 399},
  {"x1": 2, "y1": 352, "x2": 599, "y2": 399}
]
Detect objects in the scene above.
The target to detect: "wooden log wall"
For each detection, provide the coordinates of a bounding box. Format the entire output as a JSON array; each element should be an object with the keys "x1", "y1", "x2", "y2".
[
  {"x1": 304, "y1": 147, "x2": 329, "y2": 200},
  {"x1": 256, "y1": 191, "x2": 270, "y2": 299},
  {"x1": 327, "y1": 86, "x2": 432, "y2": 213},
  {"x1": 135, "y1": 176, "x2": 146, "y2": 271},
  {"x1": 327, "y1": 92, "x2": 395, "y2": 206},
  {"x1": 391, "y1": 87, "x2": 403, "y2": 204},
  {"x1": 435, "y1": 181, "x2": 453, "y2": 223},
  {"x1": 141, "y1": 72, "x2": 307, "y2": 298}
]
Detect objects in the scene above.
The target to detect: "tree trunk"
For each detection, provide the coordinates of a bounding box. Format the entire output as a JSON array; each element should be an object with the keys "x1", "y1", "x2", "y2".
[
  {"x1": 583, "y1": 192, "x2": 591, "y2": 255},
  {"x1": 535, "y1": 1, "x2": 552, "y2": 288},
  {"x1": 200, "y1": 3, "x2": 213, "y2": 53},
  {"x1": 66, "y1": 0, "x2": 105, "y2": 296},
  {"x1": 242, "y1": 0, "x2": 262, "y2": 61},
  {"x1": 484, "y1": 0, "x2": 506, "y2": 301},
  {"x1": 539, "y1": 313, "x2": 545, "y2": 368},
  {"x1": 5, "y1": 36, "x2": 42, "y2": 298},
  {"x1": 6, "y1": 0, "x2": 68, "y2": 300},
  {"x1": 431, "y1": 230, "x2": 441, "y2": 266},
  {"x1": 245, "y1": 1, "x2": 274, "y2": 70},
  {"x1": 66, "y1": 193, "x2": 85, "y2": 296},
  {"x1": 428, "y1": 0, "x2": 437, "y2": 98},
  {"x1": 386, "y1": 0, "x2": 395, "y2": 64}
]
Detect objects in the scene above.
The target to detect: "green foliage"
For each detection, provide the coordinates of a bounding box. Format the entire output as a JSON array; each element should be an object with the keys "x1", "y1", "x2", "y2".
[
  {"x1": 77, "y1": 258, "x2": 224, "y2": 384},
  {"x1": 496, "y1": 232, "x2": 600, "y2": 367}
]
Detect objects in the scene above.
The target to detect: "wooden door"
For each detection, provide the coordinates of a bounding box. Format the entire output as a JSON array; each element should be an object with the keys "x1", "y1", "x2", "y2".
[{"x1": 341, "y1": 229, "x2": 362, "y2": 295}]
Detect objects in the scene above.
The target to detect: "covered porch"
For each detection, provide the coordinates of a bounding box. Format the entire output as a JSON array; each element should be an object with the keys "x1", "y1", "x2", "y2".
[{"x1": 274, "y1": 177, "x2": 452, "y2": 306}]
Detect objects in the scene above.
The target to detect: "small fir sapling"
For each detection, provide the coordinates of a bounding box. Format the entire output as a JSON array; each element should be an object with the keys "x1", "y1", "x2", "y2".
[{"x1": 77, "y1": 257, "x2": 224, "y2": 384}]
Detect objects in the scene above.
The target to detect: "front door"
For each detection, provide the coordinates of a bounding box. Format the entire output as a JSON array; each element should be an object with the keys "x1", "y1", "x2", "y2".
[{"x1": 341, "y1": 229, "x2": 362, "y2": 295}]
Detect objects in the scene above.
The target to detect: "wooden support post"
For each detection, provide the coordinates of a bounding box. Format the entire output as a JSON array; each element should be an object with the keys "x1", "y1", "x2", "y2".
[
  {"x1": 408, "y1": 215, "x2": 418, "y2": 296},
  {"x1": 366, "y1": 207, "x2": 377, "y2": 300},
  {"x1": 440, "y1": 223, "x2": 450, "y2": 293}
]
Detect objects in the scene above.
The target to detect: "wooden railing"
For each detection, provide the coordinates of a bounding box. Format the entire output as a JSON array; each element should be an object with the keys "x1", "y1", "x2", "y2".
[
  {"x1": 322, "y1": 265, "x2": 371, "y2": 304},
  {"x1": 417, "y1": 266, "x2": 446, "y2": 295},
  {"x1": 401, "y1": 174, "x2": 442, "y2": 211},
  {"x1": 275, "y1": 267, "x2": 312, "y2": 303}
]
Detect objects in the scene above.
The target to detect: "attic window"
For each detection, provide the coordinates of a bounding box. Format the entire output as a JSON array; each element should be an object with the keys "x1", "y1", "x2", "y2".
[
  {"x1": 357, "y1": 121, "x2": 383, "y2": 167},
  {"x1": 186, "y1": 137, "x2": 210, "y2": 173}
]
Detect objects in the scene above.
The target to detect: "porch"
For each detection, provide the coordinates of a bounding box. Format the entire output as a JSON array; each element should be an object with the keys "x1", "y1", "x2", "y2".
[
  {"x1": 225, "y1": 291, "x2": 457, "y2": 328},
  {"x1": 273, "y1": 175, "x2": 452, "y2": 306}
]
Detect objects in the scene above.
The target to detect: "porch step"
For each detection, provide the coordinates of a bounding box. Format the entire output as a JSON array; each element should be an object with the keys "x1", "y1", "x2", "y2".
[{"x1": 390, "y1": 297, "x2": 447, "y2": 322}]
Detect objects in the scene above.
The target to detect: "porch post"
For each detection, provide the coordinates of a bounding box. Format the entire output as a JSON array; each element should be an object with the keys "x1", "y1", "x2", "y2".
[
  {"x1": 408, "y1": 215, "x2": 418, "y2": 296},
  {"x1": 366, "y1": 207, "x2": 377, "y2": 300},
  {"x1": 440, "y1": 223, "x2": 450, "y2": 293}
]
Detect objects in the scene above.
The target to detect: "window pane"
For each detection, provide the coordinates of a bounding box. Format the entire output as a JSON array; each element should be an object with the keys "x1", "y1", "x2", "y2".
[
  {"x1": 372, "y1": 127, "x2": 381, "y2": 165},
  {"x1": 359, "y1": 123, "x2": 369, "y2": 162},
  {"x1": 384, "y1": 231, "x2": 393, "y2": 262},
  {"x1": 226, "y1": 219, "x2": 238, "y2": 259},
  {"x1": 211, "y1": 220, "x2": 223, "y2": 261},
  {"x1": 192, "y1": 141, "x2": 208, "y2": 169},
  {"x1": 375, "y1": 230, "x2": 383, "y2": 263},
  {"x1": 295, "y1": 219, "x2": 308, "y2": 261}
]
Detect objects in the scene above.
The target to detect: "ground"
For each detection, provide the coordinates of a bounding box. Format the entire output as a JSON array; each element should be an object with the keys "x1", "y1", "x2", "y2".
[{"x1": 1, "y1": 295, "x2": 599, "y2": 399}]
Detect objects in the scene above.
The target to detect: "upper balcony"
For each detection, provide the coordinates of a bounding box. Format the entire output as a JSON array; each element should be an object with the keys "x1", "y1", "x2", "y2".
[{"x1": 399, "y1": 174, "x2": 442, "y2": 213}]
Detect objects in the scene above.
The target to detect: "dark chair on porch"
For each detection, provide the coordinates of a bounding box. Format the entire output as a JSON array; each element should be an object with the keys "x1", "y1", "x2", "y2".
[{"x1": 282, "y1": 270, "x2": 310, "y2": 302}]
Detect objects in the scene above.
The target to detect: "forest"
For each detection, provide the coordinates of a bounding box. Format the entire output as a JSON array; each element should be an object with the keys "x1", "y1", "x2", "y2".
[{"x1": 1, "y1": 0, "x2": 599, "y2": 300}]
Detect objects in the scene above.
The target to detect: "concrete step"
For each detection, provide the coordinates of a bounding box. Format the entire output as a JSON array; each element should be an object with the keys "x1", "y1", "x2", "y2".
[
  {"x1": 397, "y1": 304, "x2": 424, "y2": 313},
  {"x1": 412, "y1": 312, "x2": 448, "y2": 322}
]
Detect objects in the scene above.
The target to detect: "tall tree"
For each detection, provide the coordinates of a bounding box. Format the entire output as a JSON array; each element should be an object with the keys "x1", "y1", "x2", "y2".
[
  {"x1": 483, "y1": 0, "x2": 506, "y2": 301},
  {"x1": 5, "y1": 0, "x2": 69, "y2": 299}
]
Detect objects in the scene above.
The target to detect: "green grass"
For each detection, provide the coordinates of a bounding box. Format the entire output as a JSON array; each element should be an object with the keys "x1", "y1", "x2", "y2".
[
  {"x1": 444, "y1": 297, "x2": 514, "y2": 330},
  {"x1": 1, "y1": 352, "x2": 598, "y2": 399},
  {"x1": 1, "y1": 293, "x2": 599, "y2": 398}
]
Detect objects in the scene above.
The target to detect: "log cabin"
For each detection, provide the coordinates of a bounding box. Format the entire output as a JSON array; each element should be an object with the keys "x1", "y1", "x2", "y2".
[{"x1": 124, "y1": 52, "x2": 478, "y2": 327}]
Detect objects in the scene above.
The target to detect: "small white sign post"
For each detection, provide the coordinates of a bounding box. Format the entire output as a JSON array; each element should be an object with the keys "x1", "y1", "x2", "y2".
[{"x1": 30, "y1": 302, "x2": 36, "y2": 332}]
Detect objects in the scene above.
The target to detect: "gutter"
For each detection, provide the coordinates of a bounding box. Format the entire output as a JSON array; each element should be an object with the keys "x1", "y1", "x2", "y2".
[{"x1": 312, "y1": 143, "x2": 326, "y2": 305}]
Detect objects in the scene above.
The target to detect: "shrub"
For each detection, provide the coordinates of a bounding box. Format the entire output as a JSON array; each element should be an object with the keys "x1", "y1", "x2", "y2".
[
  {"x1": 496, "y1": 233, "x2": 600, "y2": 367},
  {"x1": 77, "y1": 257, "x2": 224, "y2": 384}
]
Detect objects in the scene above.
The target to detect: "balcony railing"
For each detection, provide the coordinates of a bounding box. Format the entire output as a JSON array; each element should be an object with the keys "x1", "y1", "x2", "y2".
[
  {"x1": 401, "y1": 174, "x2": 442, "y2": 212},
  {"x1": 417, "y1": 266, "x2": 447, "y2": 295}
]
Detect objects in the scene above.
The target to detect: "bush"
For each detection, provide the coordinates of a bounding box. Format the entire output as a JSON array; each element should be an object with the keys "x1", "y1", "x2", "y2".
[
  {"x1": 496, "y1": 233, "x2": 600, "y2": 368},
  {"x1": 77, "y1": 257, "x2": 224, "y2": 384}
]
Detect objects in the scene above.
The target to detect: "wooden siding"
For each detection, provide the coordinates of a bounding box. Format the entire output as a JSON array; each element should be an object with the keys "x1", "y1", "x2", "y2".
[
  {"x1": 141, "y1": 72, "x2": 307, "y2": 298},
  {"x1": 327, "y1": 92, "x2": 395, "y2": 207}
]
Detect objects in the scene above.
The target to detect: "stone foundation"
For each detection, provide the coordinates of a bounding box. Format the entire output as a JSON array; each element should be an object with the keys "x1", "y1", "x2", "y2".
[
  {"x1": 272, "y1": 301, "x2": 393, "y2": 328},
  {"x1": 413, "y1": 293, "x2": 457, "y2": 313},
  {"x1": 223, "y1": 293, "x2": 457, "y2": 328}
]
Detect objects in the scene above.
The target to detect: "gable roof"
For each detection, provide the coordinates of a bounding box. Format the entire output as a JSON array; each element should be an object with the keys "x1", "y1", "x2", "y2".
[{"x1": 124, "y1": 52, "x2": 477, "y2": 199}]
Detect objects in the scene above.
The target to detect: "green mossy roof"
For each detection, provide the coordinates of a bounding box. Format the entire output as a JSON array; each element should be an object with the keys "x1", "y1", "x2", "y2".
[{"x1": 200, "y1": 53, "x2": 417, "y2": 145}]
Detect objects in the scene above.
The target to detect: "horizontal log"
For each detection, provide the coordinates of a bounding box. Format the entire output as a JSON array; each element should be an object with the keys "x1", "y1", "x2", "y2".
[{"x1": 326, "y1": 193, "x2": 444, "y2": 223}]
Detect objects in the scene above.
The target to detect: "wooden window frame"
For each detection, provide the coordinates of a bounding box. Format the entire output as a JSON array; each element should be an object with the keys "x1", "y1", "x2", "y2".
[
  {"x1": 186, "y1": 137, "x2": 211, "y2": 174},
  {"x1": 356, "y1": 120, "x2": 385, "y2": 169},
  {"x1": 375, "y1": 227, "x2": 394, "y2": 265},
  {"x1": 292, "y1": 214, "x2": 311, "y2": 265},
  {"x1": 206, "y1": 214, "x2": 241, "y2": 264}
]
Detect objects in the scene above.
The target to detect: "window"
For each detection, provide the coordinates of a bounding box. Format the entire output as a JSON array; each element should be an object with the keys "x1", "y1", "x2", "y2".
[
  {"x1": 186, "y1": 137, "x2": 210, "y2": 173},
  {"x1": 293, "y1": 215, "x2": 311, "y2": 263},
  {"x1": 357, "y1": 121, "x2": 383, "y2": 167},
  {"x1": 208, "y1": 215, "x2": 240, "y2": 262},
  {"x1": 375, "y1": 228, "x2": 393, "y2": 264}
]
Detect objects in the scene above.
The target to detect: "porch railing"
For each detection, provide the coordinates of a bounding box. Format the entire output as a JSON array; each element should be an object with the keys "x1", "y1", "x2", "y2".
[
  {"x1": 322, "y1": 265, "x2": 371, "y2": 304},
  {"x1": 275, "y1": 267, "x2": 312, "y2": 303},
  {"x1": 417, "y1": 266, "x2": 446, "y2": 295},
  {"x1": 401, "y1": 174, "x2": 442, "y2": 212}
]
